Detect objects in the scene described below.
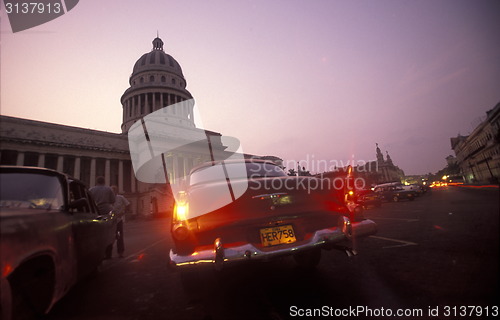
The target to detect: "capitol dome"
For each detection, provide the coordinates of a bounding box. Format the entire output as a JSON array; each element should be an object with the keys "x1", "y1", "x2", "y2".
[
  {"x1": 121, "y1": 37, "x2": 195, "y2": 133},
  {"x1": 131, "y1": 37, "x2": 185, "y2": 80}
]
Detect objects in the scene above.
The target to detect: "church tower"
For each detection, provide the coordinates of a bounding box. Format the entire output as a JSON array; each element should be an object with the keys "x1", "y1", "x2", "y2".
[
  {"x1": 375, "y1": 143, "x2": 385, "y2": 163},
  {"x1": 121, "y1": 37, "x2": 195, "y2": 133}
]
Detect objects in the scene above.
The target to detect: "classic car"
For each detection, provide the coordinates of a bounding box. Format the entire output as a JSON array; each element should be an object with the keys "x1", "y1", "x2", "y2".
[
  {"x1": 373, "y1": 182, "x2": 416, "y2": 202},
  {"x1": 168, "y1": 159, "x2": 377, "y2": 271},
  {"x1": 355, "y1": 189, "x2": 382, "y2": 209},
  {"x1": 0, "y1": 166, "x2": 117, "y2": 320}
]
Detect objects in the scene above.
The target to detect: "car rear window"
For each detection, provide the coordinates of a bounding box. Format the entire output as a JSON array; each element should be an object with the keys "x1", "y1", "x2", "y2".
[
  {"x1": 190, "y1": 162, "x2": 286, "y2": 186},
  {"x1": 0, "y1": 172, "x2": 64, "y2": 210}
]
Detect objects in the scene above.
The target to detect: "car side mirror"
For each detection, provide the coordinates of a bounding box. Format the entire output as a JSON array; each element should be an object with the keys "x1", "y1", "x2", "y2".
[{"x1": 69, "y1": 198, "x2": 89, "y2": 210}]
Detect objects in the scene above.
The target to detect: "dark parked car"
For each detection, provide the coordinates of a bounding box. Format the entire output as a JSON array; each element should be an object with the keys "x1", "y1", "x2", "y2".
[
  {"x1": 0, "y1": 166, "x2": 117, "y2": 320},
  {"x1": 374, "y1": 183, "x2": 416, "y2": 202},
  {"x1": 356, "y1": 189, "x2": 382, "y2": 208},
  {"x1": 168, "y1": 159, "x2": 377, "y2": 271}
]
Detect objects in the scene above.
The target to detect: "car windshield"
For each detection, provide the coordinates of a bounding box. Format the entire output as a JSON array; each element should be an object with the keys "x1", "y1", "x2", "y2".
[
  {"x1": 0, "y1": 172, "x2": 64, "y2": 210},
  {"x1": 190, "y1": 162, "x2": 286, "y2": 186}
]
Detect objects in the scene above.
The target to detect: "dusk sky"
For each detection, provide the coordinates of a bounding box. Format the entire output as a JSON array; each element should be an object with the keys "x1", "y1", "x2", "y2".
[{"x1": 1, "y1": 0, "x2": 499, "y2": 175}]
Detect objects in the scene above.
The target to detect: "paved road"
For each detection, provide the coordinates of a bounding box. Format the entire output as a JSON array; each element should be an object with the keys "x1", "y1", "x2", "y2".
[{"x1": 47, "y1": 187, "x2": 499, "y2": 320}]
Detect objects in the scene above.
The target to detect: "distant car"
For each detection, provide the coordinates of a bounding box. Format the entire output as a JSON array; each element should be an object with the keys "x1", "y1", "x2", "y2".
[
  {"x1": 373, "y1": 183, "x2": 415, "y2": 202},
  {"x1": 169, "y1": 159, "x2": 377, "y2": 271},
  {"x1": 0, "y1": 166, "x2": 117, "y2": 320},
  {"x1": 356, "y1": 189, "x2": 382, "y2": 208},
  {"x1": 402, "y1": 184, "x2": 423, "y2": 196}
]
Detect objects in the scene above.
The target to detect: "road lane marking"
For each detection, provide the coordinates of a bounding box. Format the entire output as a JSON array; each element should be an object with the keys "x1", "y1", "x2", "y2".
[
  {"x1": 369, "y1": 235, "x2": 418, "y2": 249},
  {"x1": 370, "y1": 217, "x2": 419, "y2": 222},
  {"x1": 100, "y1": 237, "x2": 168, "y2": 271},
  {"x1": 127, "y1": 238, "x2": 168, "y2": 262}
]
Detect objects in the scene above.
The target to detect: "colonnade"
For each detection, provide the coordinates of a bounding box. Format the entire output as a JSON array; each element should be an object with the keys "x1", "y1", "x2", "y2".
[
  {"x1": 1, "y1": 149, "x2": 209, "y2": 193},
  {"x1": 1, "y1": 150, "x2": 135, "y2": 193},
  {"x1": 122, "y1": 92, "x2": 194, "y2": 132}
]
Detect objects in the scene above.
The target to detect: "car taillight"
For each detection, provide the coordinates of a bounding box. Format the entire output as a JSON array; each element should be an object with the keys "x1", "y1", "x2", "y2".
[
  {"x1": 174, "y1": 202, "x2": 189, "y2": 221},
  {"x1": 345, "y1": 189, "x2": 355, "y2": 202},
  {"x1": 172, "y1": 192, "x2": 199, "y2": 241},
  {"x1": 174, "y1": 191, "x2": 189, "y2": 221}
]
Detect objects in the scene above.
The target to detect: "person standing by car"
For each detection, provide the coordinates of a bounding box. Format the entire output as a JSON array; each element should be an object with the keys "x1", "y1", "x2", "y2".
[
  {"x1": 89, "y1": 176, "x2": 115, "y2": 215},
  {"x1": 111, "y1": 185, "x2": 129, "y2": 258},
  {"x1": 89, "y1": 176, "x2": 116, "y2": 259}
]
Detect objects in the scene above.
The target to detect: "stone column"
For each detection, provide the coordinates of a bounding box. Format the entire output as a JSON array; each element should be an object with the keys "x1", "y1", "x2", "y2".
[
  {"x1": 125, "y1": 99, "x2": 129, "y2": 119},
  {"x1": 118, "y1": 160, "x2": 124, "y2": 193},
  {"x1": 105, "y1": 159, "x2": 111, "y2": 185},
  {"x1": 160, "y1": 92, "x2": 164, "y2": 110},
  {"x1": 133, "y1": 96, "x2": 137, "y2": 116},
  {"x1": 56, "y1": 155, "x2": 64, "y2": 172},
  {"x1": 16, "y1": 151, "x2": 25, "y2": 166},
  {"x1": 37, "y1": 153, "x2": 45, "y2": 167},
  {"x1": 90, "y1": 158, "x2": 96, "y2": 187},
  {"x1": 130, "y1": 165, "x2": 136, "y2": 193},
  {"x1": 145, "y1": 92, "x2": 149, "y2": 114},
  {"x1": 74, "y1": 157, "x2": 81, "y2": 180},
  {"x1": 139, "y1": 94, "x2": 143, "y2": 115}
]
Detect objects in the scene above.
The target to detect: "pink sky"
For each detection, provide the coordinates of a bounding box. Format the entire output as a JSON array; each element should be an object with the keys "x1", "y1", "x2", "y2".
[{"x1": 1, "y1": 0, "x2": 499, "y2": 175}]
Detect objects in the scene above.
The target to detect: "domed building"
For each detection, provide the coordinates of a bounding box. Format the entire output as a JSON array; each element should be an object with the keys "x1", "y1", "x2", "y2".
[{"x1": 121, "y1": 37, "x2": 195, "y2": 133}]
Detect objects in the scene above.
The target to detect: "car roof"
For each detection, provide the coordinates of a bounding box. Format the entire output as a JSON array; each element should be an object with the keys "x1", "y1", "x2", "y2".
[
  {"x1": 0, "y1": 165, "x2": 87, "y2": 186},
  {"x1": 190, "y1": 158, "x2": 277, "y2": 175},
  {"x1": 374, "y1": 182, "x2": 402, "y2": 188},
  {"x1": 0, "y1": 165, "x2": 65, "y2": 177}
]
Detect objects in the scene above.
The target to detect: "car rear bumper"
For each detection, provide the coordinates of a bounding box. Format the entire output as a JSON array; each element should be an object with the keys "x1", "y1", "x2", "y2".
[{"x1": 168, "y1": 218, "x2": 377, "y2": 270}]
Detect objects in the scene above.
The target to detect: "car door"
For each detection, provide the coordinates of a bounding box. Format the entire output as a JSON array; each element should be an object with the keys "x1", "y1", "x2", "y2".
[{"x1": 69, "y1": 180, "x2": 109, "y2": 277}]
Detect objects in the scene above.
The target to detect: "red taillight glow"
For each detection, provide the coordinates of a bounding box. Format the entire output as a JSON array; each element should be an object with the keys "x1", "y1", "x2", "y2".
[
  {"x1": 3, "y1": 264, "x2": 13, "y2": 277},
  {"x1": 174, "y1": 203, "x2": 188, "y2": 221}
]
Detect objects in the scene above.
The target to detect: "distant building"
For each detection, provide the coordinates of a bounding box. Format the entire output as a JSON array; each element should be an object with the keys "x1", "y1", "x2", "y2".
[
  {"x1": 355, "y1": 143, "x2": 406, "y2": 186},
  {"x1": 450, "y1": 102, "x2": 500, "y2": 184},
  {"x1": 445, "y1": 155, "x2": 457, "y2": 166},
  {"x1": 403, "y1": 175, "x2": 428, "y2": 186}
]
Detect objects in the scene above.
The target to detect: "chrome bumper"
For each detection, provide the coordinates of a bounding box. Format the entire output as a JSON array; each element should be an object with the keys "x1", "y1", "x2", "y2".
[{"x1": 169, "y1": 218, "x2": 377, "y2": 270}]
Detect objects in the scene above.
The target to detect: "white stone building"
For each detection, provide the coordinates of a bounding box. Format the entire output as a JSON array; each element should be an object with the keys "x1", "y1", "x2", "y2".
[{"x1": 451, "y1": 102, "x2": 500, "y2": 184}]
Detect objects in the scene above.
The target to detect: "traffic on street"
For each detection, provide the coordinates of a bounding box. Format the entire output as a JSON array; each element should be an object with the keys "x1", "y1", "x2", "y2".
[{"x1": 42, "y1": 185, "x2": 498, "y2": 320}]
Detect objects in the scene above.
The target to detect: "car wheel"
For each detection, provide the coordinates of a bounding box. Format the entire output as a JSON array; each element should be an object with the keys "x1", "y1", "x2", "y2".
[
  {"x1": 293, "y1": 248, "x2": 322, "y2": 270},
  {"x1": 9, "y1": 258, "x2": 55, "y2": 319},
  {"x1": 392, "y1": 196, "x2": 399, "y2": 202},
  {"x1": 1, "y1": 278, "x2": 13, "y2": 320}
]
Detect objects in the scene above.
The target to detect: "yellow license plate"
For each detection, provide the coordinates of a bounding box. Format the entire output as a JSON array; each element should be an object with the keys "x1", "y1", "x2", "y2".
[{"x1": 260, "y1": 225, "x2": 296, "y2": 247}]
